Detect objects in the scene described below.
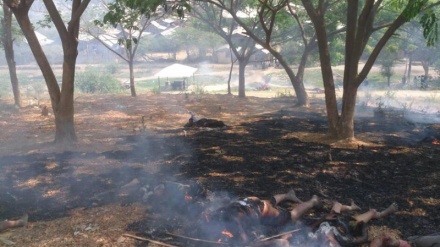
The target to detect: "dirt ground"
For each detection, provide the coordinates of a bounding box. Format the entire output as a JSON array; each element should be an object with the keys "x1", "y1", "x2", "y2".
[{"x1": 0, "y1": 92, "x2": 439, "y2": 247}]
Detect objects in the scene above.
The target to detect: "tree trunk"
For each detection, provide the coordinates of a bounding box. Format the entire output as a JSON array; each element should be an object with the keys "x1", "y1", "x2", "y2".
[
  {"x1": 54, "y1": 106, "x2": 77, "y2": 143},
  {"x1": 229, "y1": 5, "x2": 309, "y2": 107},
  {"x1": 272, "y1": 53, "x2": 308, "y2": 106},
  {"x1": 55, "y1": 33, "x2": 78, "y2": 143},
  {"x1": 337, "y1": 85, "x2": 358, "y2": 139},
  {"x1": 238, "y1": 59, "x2": 246, "y2": 98},
  {"x1": 129, "y1": 57, "x2": 137, "y2": 96},
  {"x1": 13, "y1": 13, "x2": 61, "y2": 110},
  {"x1": 9, "y1": 0, "x2": 80, "y2": 144},
  {"x1": 407, "y1": 55, "x2": 413, "y2": 85},
  {"x1": 303, "y1": 0, "x2": 414, "y2": 141},
  {"x1": 309, "y1": 13, "x2": 339, "y2": 136},
  {"x1": 402, "y1": 58, "x2": 408, "y2": 85},
  {"x1": 1, "y1": 5, "x2": 21, "y2": 107},
  {"x1": 227, "y1": 51, "x2": 234, "y2": 95},
  {"x1": 336, "y1": 0, "x2": 360, "y2": 140},
  {"x1": 421, "y1": 61, "x2": 429, "y2": 80}
]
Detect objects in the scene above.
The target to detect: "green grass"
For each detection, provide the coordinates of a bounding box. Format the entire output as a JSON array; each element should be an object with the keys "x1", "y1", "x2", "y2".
[
  {"x1": 1, "y1": 61, "x2": 438, "y2": 103},
  {"x1": 136, "y1": 79, "x2": 158, "y2": 89},
  {"x1": 304, "y1": 68, "x2": 328, "y2": 87},
  {"x1": 193, "y1": 75, "x2": 226, "y2": 85}
]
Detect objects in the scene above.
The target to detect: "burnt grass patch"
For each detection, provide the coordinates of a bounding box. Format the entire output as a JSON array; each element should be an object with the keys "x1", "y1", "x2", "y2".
[{"x1": 0, "y1": 95, "x2": 439, "y2": 246}]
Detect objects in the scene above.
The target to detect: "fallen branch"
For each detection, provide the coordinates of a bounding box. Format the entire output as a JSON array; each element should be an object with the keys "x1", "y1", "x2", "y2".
[
  {"x1": 166, "y1": 232, "x2": 229, "y2": 245},
  {"x1": 256, "y1": 229, "x2": 301, "y2": 242},
  {"x1": 164, "y1": 181, "x2": 190, "y2": 188},
  {"x1": 122, "y1": 233, "x2": 179, "y2": 247}
]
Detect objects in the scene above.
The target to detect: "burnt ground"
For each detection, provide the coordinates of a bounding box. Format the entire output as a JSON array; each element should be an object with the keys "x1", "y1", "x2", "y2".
[{"x1": 0, "y1": 93, "x2": 439, "y2": 247}]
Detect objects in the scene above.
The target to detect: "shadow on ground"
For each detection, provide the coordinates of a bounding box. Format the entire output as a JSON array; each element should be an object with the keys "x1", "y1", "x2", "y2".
[{"x1": 0, "y1": 106, "x2": 439, "y2": 241}]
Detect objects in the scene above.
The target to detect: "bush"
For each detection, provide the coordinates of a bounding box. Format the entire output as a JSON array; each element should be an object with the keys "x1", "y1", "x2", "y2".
[
  {"x1": 151, "y1": 86, "x2": 161, "y2": 94},
  {"x1": 275, "y1": 89, "x2": 293, "y2": 98},
  {"x1": 191, "y1": 84, "x2": 206, "y2": 94},
  {"x1": 76, "y1": 69, "x2": 121, "y2": 94},
  {"x1": 105, "y1": 63, "x2": 118, "y2": 74}
]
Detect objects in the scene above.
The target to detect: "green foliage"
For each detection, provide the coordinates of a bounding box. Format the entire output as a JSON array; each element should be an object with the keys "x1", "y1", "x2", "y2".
[
  {"x1": 379, "y1": 44, "x2": 398, "y2": 82},
  {"x1": 279, "y1": 40, "x2": 302, "y2": 64},
  {"x1": 105, "y1": 63, "x2": 118, "y2": 74},
  {"x1": 389, "y1": 0, "x2": 427, "y2": 18},
  {"x1": 424, "y1": 92, "x2": 439, "y2": 103},
  {"x1": 0, "y1": 8, "x2": 25, "y2": 46},
  {"x1": 409, "y1": 1, "x2": 430, "y2": 18},
  {"x1": 275, "y1": 89, "x2": 293, "y2": 98},
  {"x1": 94, "y1": 0, "x2": 152, "y2": 54},
  {"x1": 434, "y1": 58, "x2": 440, "y2": 75},
  {"x1": 380, "y1": 61, "x2": 394, "y2": 79},
  {"x1": 389, "y1": 0, "x2": 439, "y2": 47},
  {"x1": 99, "y1": 0, "x2": 191, "y2": 28},
  {"x1": 328, "y1": 33, "x2": 346, "y2": 65},
  {"x1": 420, "y1": 9, "x2": 439, "y2": 46},
  {"x1": 190, "y1": 84, "x2": 206, "y2": 94},
  {"x1": 121, "y1": 0, "x2": 191, "y2": 17},
  {"x1": 136, "y1": 79, "x2": 158, "y2": 89},
  {"x1": 139, "y1": 35, "x2": 178, "y2": 54},
  {"x1": 151, "y1": 86, "x2": 161, "y2": 94},
  {"x1": 35, "y1": 15, "x2": 52, "y2": 29},
  {"x1": 170, "y1": 26, "x2": 224, "y2": 61},
  {"x1": 76, "y1": 69, "x2": 122, "y2": 94}
]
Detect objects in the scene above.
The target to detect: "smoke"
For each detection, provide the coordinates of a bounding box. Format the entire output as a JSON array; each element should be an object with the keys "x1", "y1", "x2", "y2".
[{"x1": 356, "y1": 89, "x2": 440, "y2": 124}]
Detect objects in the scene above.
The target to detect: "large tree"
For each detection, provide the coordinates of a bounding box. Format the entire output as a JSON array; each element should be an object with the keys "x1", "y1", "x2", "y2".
[
  {"x1": 4, "y1": 0, "x2": 91, "y2": 143},
  {"x1": 89, "y1": 0, "x2": 168, "y2": 97},
  {"x1": 302, "y1": 0, "x2": 440, "y2": 140},
  {"x1": 191, "y1": 2, "x2": 257, "y2": 97},
  {"x1": 1, "y1": 3, "x2": 21, "y2": 107},
  {"x1": 412, "y1": 38, "x2": 440, "y2": 83},
  {"x1": 378, "y1": 44, "x2": 399, "y2": 87},
  {"x1": 170, "y1": 25, "x2": 224, "y2": 62},
  {"x1": 205, "y1": 0, "x2": 323, "y2": 106},
  {"x1": 91, "y1": 0, "x2": 190, "y2": 97}
]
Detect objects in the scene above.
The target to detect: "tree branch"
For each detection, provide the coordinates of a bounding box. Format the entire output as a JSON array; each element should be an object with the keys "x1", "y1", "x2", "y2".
[
  {"x1": 70, "y1": 0, "x2": 91, "y2": 28},
  {"x1": 358, "y1": 14, "x2": 407, "y2": 86},
  {"x1": 42, "y1": 0, "x2": 68, "y2": 42},
  {"x1": 287, "y1": 3, "x2": 308, "y2": 47}
]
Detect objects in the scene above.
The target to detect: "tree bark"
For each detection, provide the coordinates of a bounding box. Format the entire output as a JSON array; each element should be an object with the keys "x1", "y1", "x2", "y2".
[
  {"x1": 421, "y1": 61, "x2": 430, "y2": 80},
  {"x1": 6, "y1": 0, "x2": 89, "y2": 144},
  {"x1": 338, "y1": 85, "x2": 358, "y2": 139},
  {"x1": 319, "y1": 41, "x2": 339, "y2": 138},
  {"x1": 221, "y1": 4, "x2": 309, "y2": 106},
  {"x1": 16, "y1": 14, "x2": 76, "y2": 143},
  {"x1": 227, "y1": 51, "x2": 234, "y2": 95},
  {"x1": 10, "y1": 7, "x2": 60, "y2": 105},
  {"x1": 1, "y1": 4, "x2": 21, "y2": 107},
  {"x1": 56, "y1": 35, "x2": 78, "y2": 143},
  {"x1": 302, "y1": 0, "x2": 339, "y2": 136},
  {"x1": 238, "y1": 59, "x2": 246, "y2": 97},
  {"x1": 407, "y1": 55, "x2": 413, "y2": 85},
  {"x1": 129, "y1": 57, "x2": 137, "y2": 96},
  {"x1": 402, "y1": 58, "x2": 408, "y2": 85},
  {"x1": 303, "y1": 0, "x2": 412, "y2": 140}
]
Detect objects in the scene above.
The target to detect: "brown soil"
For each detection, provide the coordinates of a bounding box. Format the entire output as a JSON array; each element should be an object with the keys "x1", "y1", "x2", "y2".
[{"x1": 0, "y1": 93, "x2": 439, "y2": 247}]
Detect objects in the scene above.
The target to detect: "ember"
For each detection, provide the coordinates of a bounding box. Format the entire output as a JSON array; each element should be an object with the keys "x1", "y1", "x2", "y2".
[
  {"x1": 185, "y1": 191, "x2": 193, "y2": 201},
  {"x1": 433, "y1": 138, "x2": 440, "y2": 145},
  {"x1": 221, "y1": 230, "x2": 234, "y2": 238},
  {"x1": 218, "y1": 229, "x2": 234, "y2": 243}
]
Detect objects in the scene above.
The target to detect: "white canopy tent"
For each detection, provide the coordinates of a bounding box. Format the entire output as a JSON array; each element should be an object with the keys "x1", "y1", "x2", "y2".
[
  {"x1": 154, "y1": 63, "x2": 198, "y2": 91},
  {"x1": 154, "y1": 63, "x2": 198, "y2": 78}
]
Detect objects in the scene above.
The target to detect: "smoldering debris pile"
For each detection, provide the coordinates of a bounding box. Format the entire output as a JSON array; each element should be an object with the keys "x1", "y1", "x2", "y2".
[{"x1": 126, "y1": 180, "x2": 401, "y2": 247}]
